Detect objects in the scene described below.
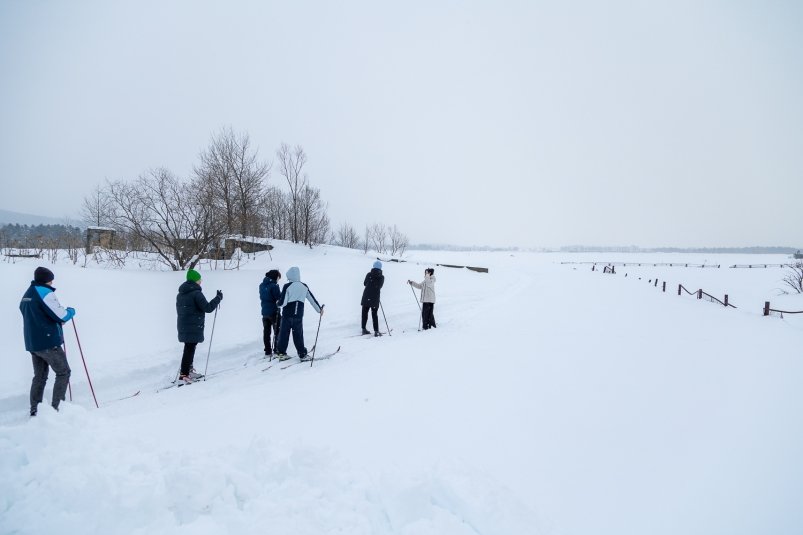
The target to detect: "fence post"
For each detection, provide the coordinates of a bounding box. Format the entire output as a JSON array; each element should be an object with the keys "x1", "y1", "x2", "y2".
[
  {"x1": 724, "y1": 294, "x2": 728, "y2": 307},
  {"x1": 678, "y1": 284, "x2": 681, "y2": 296},
  {"x1": 654, "y1": 279, "x2": 658, "y2": 287},
  {"x1": 764, "y1": 301, "x2": 770, "y2": 316},
  {"x1": 697, "y1": 289, "x2": 702, "y2": 300},
  {"x1": 591, "y1": 264, "x2": 595, "y2": 271},
  {"x1": 662, "y1": 281, "x2": 666, "y2": 292}
]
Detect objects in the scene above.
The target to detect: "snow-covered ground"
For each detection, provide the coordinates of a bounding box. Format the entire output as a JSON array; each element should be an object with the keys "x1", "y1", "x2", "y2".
[{"x1": 1, "y1": 244, "x2": 802, "y2": 535}]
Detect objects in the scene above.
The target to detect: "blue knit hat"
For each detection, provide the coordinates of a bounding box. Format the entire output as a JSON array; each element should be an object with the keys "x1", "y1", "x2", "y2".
[{"x1": 373, "y1": 261, "x2": 382, "y2": 270}]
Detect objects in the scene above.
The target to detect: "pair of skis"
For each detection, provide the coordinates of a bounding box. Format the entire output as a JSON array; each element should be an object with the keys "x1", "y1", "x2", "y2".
[{"x1": 262, "y1": 346, "x2": 341, "y2": 371}]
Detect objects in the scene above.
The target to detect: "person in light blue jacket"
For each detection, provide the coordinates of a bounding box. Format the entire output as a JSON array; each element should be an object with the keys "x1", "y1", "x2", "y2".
[
  {"x1": 275, "y1": 266, "x2": 323, "y2": 361},
  {"x1": 19, "y1": 267, "x2": 75, "y2": 416}
]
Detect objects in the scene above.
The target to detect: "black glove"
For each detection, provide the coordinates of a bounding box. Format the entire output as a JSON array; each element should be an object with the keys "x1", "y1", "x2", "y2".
[{"x1": 216, "y1": 290, "x2": 223, "y2": 301}]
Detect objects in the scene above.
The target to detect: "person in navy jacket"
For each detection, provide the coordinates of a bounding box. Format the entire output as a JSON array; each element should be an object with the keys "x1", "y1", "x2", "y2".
[
  {"x1": 259, "y1": 269, "x2": 282, "y2": 355},
  {"x1": 176, "y1": 269, "x2": 222, "y2": 383},
  {"x1": 19, "y1": 266, "x2": 75, "y2": 416}
]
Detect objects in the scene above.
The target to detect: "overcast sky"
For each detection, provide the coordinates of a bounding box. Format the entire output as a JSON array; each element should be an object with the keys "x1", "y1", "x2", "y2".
[{"x1": 1, "y1": 0, "x2": 801, "y2": 248}]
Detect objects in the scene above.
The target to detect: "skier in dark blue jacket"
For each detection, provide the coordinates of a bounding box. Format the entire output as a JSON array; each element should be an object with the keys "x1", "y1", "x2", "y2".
[
  {"x1": 176, "y1": 269, "x2": 222, "y2": 383},
  {"x1": 19, "y1": 266, "x2": 75, "y2": 416},
  {"x1": 259, "y1": 269, "x2": 282, "y2": 356}
]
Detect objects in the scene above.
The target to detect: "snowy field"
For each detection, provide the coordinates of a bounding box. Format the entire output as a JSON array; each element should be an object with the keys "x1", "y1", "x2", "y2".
[{"x1": 1, "y1": 244, "x2": 802, "y2": 535}]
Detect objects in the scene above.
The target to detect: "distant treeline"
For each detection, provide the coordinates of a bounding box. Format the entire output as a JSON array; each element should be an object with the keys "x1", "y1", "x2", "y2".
[
  {"x1": 409, "y1": 244, "x2": 520, "y2": 252},
  {"x1": 0, "y1": 224, "x2": 82, "y2": 248},
  {"x1": 559, "y1": 245, "x2": 801, "y2": 254}
]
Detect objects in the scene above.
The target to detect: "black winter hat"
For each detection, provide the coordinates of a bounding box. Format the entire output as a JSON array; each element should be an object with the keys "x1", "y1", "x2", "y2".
[{"x1": 34, "y1": 266, "x2": 55, "y2": 284}]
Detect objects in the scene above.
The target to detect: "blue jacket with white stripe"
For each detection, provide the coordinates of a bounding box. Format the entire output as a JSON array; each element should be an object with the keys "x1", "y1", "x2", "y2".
[{"x1": 19, "y1": 282, "x2": 75, "y2": 352}]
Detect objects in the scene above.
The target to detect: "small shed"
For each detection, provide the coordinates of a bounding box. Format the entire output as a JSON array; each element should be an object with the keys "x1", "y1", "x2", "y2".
[{"x1": 85, "y1": 226, "x2": 115, "y2": 253}]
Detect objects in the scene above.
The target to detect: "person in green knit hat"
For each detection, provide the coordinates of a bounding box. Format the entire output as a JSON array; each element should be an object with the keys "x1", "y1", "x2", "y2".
[{"x1": 175, "y1": 268, "x2": 222, "y2": 383}]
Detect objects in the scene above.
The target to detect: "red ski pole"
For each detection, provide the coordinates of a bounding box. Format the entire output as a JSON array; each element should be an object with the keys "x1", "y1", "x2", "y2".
[{"x1": 71, "y1": 319, "x2": 99, "y2": 408}]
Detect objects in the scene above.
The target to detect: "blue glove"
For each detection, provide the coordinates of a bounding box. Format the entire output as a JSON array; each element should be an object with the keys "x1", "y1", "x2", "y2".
[{"x1": 66, "y1": 307, "x2": 75, "y2": 316}]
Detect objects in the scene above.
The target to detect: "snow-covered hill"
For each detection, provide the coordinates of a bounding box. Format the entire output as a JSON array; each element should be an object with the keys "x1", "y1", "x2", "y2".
[{"x1": 1, "y1": 245, "x2": 802, "y2": 535}]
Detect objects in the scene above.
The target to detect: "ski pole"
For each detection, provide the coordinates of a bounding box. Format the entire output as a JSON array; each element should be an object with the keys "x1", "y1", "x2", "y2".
[
  {"x1": 203, "y1": 307, "x2": 219, "y2": 381},
  {"x1": 409, "y1": 282, "x2": 422, "y2": 331},
  {"x1": 63, "y1": 343, "x2": 73, "y2": 401},
  {"x1": 379, "y1": 301, "x2": 391, "y2": 336},
  {"x1": 272, "y1": 312, "x2": 280, "y2": 362},
  {"x1": 310, "y1": 305, "x2": 324, "y2": 367},
  {"x1": 71, "y1": 319, "x2": 99, "y2": 408}
]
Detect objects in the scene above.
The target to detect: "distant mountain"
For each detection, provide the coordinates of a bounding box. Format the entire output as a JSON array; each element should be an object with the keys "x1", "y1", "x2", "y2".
[{"x1": 0, "y1": 208, "x2": 82, "y2": 227}]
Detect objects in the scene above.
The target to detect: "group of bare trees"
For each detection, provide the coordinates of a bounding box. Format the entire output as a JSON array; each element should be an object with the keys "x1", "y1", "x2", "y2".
[
  {"x1": 81, "y1": 129, "x2": 331, "y2": 270},
  {"x1": 332, "y1": 222, "x2": 409, "y2": 256}
]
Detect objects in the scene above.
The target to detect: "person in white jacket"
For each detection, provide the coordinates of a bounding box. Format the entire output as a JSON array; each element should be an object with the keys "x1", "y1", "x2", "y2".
[
  {"x1": 408, "y1": 268, "x2": 437, "y2": 330},
  {"x1": 275, "y1": 266, "x2": 323, "y2": 360}
]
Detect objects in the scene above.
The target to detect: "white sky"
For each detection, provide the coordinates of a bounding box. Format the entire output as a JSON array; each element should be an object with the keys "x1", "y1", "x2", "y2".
[{"x1": 1, "y1": 0, "x2": 801, "y2": 248}]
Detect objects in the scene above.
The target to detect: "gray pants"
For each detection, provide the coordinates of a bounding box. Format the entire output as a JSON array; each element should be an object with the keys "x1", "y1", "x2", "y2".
[{"x1": 30, "y1": 346, "x2": 71, "y2": 412}]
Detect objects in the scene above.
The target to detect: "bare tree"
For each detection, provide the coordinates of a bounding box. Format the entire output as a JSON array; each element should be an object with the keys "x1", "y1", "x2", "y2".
[
  {"x1": 81, "y1": 184, "x2": 113, "y2": 227},
  {"x1": 362, "y1": 225, "x2": 371, "y2": 254},
  {"x1": 299, "y1": 185, "x2": 330, "y2": 246},
  {"x1": 276, "y1": 143, "x2": 308, "y2": 243},
  {"x1": 369, "y1": 223, "x2": 388, "y2": 254},
  {"x1": 261, "y1": 185, "x2": 291, "y2": 240},
  {"x1": 195, "y1": 127, "x2": 270, "y2": 238},
  {"x1": 334, "y1": 222, "x2": 360, "y2": 249},
  {"x1": 782, "y1": 262, "x2": 803, "y2": 294},
  {"x1": 107, "y1": 168, "x2": 223, "y2": 270},
  {"x1": 388, "y1": 225, "x2": 409, "y2": 257}
]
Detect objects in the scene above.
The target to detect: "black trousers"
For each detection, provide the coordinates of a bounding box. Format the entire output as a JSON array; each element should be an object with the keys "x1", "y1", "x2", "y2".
[
  {"x1": 262, "y1": 314, "x2": 281, "y2": 353},
  {"x1": 30, "y1": 346, "x2": 71, "y2": 412},
  {"x1": 422, "y1": 302, "x2": 436, "y2": 330},
  {"x1": 361, "y1": 305, "x2": 379, "y2": 332},
  {"x1": 180, "y1": 342, "x2": 198, "y2": 375}
]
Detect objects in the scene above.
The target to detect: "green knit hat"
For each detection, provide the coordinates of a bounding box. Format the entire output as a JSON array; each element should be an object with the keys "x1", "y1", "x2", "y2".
[{"x1": 186, "y1": 269, "x2": 201, "y2": 282}]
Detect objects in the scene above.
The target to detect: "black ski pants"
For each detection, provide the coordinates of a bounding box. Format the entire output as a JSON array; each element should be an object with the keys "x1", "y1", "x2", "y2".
[
  {"x1": 30, "y1": 346, "x2": 71, "y2": 412},
  {"x1": 180, "y1": 342, "x2": 198, "y2": 375},
  {"x1": 422, "y1": 302, "x2": 436, "y2": 330},
  {"x1": 262, "y1": 313, "x2": 281, "y2": 354},
  {"x1": 361, "y1": 305, "x2": 379, "y2": 333}
]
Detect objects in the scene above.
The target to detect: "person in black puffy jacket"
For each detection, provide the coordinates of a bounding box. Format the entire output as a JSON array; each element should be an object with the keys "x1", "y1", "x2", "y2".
[
  {"x1": 259, "y1": 269, "x2": 282, "y2": 355},
  {"x1": 361, "y1": 261, "x2": 385, "y2": 336},
  {"x1": 176, "y1": 269, "x2": 221, "y2": 383}
]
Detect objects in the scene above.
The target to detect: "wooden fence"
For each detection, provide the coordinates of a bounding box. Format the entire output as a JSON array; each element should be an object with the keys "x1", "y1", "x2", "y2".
[{"x1": 763, "y1": 302, "x2": 803, "y2": 318}]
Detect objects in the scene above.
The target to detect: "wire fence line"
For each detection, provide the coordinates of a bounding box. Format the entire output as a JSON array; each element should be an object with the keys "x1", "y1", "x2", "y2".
[
  {"x1": 763, "y1": 302, "x2": 803, "y2": 318},
  {"x1": 587, "y1": 265, "x2": 803, "y2": 316},
  {"x1": 566, "y1": 261, "x2": 720, "y2": 268},
  {"x1": 563, "y1": 261, "x2": 799, "y2": 269}
]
